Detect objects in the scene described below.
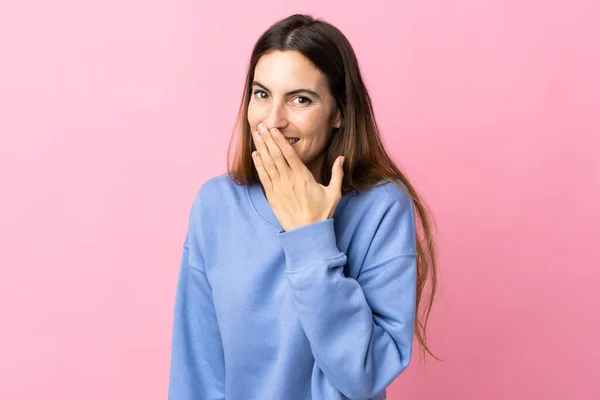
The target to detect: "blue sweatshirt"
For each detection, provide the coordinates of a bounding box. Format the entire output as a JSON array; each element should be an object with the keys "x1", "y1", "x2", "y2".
[{"x1": 168, "y1": 173, "x2": 417, "y2": 400}]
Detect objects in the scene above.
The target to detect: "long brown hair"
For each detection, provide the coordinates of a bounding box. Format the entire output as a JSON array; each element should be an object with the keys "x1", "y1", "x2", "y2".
[{"x1": 226, "y1": 14, "x2": 440, "y2": 360}]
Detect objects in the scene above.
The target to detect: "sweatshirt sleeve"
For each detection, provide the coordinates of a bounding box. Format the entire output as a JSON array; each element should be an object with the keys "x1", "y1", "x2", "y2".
[
  {"x1": 277, "y1": 191, "x2": 417, "y2": 400},
  {"x1": 168, "y1": 231, "x2": 226, "y2": 400}
]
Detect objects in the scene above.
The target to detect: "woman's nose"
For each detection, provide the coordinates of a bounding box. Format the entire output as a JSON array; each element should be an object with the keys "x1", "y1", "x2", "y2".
[{"x1": 263, "y1": 102, "x2": 288, "y2": 129}]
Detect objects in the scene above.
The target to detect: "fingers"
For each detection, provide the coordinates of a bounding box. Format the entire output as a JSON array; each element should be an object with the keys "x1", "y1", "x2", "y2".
[
  {"x1": 253, "y1": 126, "x2": 280, "y2": 182},
  {"x1": 257, "y1": 124, "x2": 290, "y2": 179},
  {"x1": 329, "y1": 156, "x2": 345, "y2": 195},
  {"x1": 252, "y1": 150, "x2": 272, "y2": 191},
  {"x1": 268, "y1": 128, "x2": 305, "y2": 172}
]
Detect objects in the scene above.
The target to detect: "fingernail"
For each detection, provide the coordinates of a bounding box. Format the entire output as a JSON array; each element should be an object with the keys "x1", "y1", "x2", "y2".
[
  {"x1": 340, "y1": 157, "x2": 345, "y2": 166},
  {"x1": 270, "y1": 128, "x2": 279, "y2": 136},
  {"x1": 258, "y1": 124, "x2": 265, "y2": 132},
  {"x1": 253, "y1": 132, "x2": 261, "y2": 140}
]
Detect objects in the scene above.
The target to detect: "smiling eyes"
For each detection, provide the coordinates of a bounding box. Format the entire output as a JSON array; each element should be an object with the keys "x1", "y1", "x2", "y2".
[{"x1": 252, "y1": 90, "x2": 313, "y2": 105}]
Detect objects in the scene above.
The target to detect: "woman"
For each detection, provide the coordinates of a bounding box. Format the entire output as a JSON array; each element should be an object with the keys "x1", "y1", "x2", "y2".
[{"x1": 168, "y1": 13, "x2": 438, "y2": 400}]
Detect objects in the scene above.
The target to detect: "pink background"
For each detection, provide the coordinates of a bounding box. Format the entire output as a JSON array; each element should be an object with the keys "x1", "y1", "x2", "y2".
[{"x1": 1, "y1": 1, "x2": 598, "y2": 399}]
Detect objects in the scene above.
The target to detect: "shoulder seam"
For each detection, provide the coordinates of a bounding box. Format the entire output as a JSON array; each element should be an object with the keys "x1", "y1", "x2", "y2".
[{"x1": 358, "y1": 253, "x2": 417, "y2": 277}]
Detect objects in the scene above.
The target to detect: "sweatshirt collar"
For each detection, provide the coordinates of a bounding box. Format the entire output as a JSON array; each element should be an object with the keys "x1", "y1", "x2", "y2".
[{"x1": 247, "y1": 181, "x2": 282, "y2": 228}]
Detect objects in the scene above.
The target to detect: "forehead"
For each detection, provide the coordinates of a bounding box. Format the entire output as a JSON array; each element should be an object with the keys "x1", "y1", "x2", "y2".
[{"x1": 253, "y1": 50, "x2": 328, "y2": 91}]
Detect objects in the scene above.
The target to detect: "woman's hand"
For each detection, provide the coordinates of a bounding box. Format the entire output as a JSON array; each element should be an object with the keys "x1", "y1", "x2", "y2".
[{"x1": 251, "y1": 124, "x2": 345, "y2": 232}]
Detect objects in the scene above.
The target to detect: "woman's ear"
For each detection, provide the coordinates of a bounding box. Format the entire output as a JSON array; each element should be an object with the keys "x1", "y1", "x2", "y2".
[{"x1": 333, "y1": 109, "x2": 342, "y2": 129}]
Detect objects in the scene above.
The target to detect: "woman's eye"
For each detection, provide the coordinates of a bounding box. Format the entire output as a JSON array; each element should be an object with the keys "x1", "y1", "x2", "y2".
[
  {"x1": 294, "y1": 96, "x2": 312, "y2": 105},
  {"x1": 252, "y1": 90, "x2": 311, "y2": 105},
  {"x1": 253, "y1": 90, "x2": 267, "y2": 99}
]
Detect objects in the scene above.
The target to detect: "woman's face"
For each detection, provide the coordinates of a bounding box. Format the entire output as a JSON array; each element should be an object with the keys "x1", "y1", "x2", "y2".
[{"x1": 247, "y1": 50, "x2": 341, "y2": 182}]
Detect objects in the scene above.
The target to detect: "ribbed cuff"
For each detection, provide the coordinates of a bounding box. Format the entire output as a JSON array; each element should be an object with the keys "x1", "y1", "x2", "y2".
[{"x1": 277, "y1": 218, "x2": 342, "y2": 272}]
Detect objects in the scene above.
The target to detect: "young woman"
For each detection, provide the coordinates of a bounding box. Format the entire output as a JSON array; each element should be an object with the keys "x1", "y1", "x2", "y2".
[{"x1": 168, "y1": 13, "x2": 439, "y2": 400}]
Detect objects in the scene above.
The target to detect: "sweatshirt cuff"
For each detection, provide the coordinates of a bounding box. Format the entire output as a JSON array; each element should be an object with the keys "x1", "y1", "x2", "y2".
[{"x1": 277, "y1": 218, "x2": 343, "y2": 272}]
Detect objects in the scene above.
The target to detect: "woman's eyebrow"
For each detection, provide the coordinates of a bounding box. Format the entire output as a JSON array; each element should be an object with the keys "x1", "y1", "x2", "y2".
[{"x1": 252, "y1": 81, "x2": 321, "y2": 100}]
